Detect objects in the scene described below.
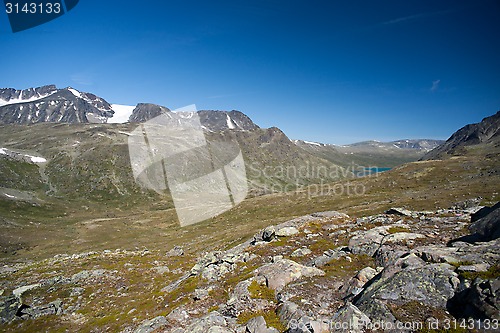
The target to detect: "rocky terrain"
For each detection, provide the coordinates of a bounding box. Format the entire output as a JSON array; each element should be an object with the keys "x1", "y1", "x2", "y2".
[{"x1": 1, "y1": 202, "x2": 498, "y2": 332}]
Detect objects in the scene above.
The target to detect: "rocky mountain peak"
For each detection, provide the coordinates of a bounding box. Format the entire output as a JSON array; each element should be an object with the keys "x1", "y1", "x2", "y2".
[
  {"x1": 197, "y1": 110, "x2": 260, "y2": 131},
  {"x1": 128, "y1": 103, "x2": 171, "y2": 123},
  {"x1": 422, "y1": 111, "x2": 500, "y2": 160},
  {"x1": 0, "y1": 85, "x2": 113, "y2": 124}
]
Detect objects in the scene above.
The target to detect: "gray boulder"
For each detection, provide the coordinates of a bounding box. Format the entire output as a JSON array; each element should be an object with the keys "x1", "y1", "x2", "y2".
[
  {"x1": 262, "y1": 226, "x2": 276, "y2": 242},
  {"x1": 348, "y1": 226, "x2": 390, "y2": 256},
  {"x1": 0, "y1": 295, "x2": 21, "y2": 323},
  {"x1": 276, "y1": 226, "x2": 299, "y2": 237},
  {"x1": 291, "y1": 247, "x2": 312, "y2": 257},
  {"x1": 331, "y1": 303, "x2": 371, "y2": 333},
  {"x1": 385, "y1": 207, "x2": 414, "y2": 217},
  {"x1": 311, "y1": 246, "x2": 350, "y2": 268},
  {"x1": 134, "y1": 316, "x2": 167, "y2": 333},
  {"x1": 469, "y1": 202, "x2": 500, "y2": 241},
  {"x1": 184, "y1": 311, "x2": 229, "y2": 333},
  {"x1": 18, "y1": 299, "x2": 63, "y2": 319},
  {"x1": 355, "y1": 263, "x2": 459, "y2": 323},
  {"x1": 339, "y1": 267, "x2": 378, "y2": 299},
  {"x1": 357, "y1": 263, "x2": 458, "y2": 308},
  {"x1": 245, "y1": 316, "x2": 278, "y2": 333},
  {"x1": 166, "y1": 245, "x2": 184, "y2": 257},
  {"x1": 257, "y1": 259, "x2": 324, "y2": 291},
  {"x1": 449, "y1": 278, "x2": 500, "y2": 320}
]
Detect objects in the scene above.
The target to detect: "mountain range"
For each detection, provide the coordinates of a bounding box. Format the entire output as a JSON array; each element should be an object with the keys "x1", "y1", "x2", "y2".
[
  {"x1": 0, "y1": 85, "x2": 261, "y2": 133},
  {"x1": 0, "y1": 85, "x2": 442, "y2": 163},
  {"x1": 294, "y1": 139, "x2": 444, "y2": 169}
]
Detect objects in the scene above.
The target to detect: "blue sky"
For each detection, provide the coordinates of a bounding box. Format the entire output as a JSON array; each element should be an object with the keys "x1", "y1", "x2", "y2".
[{"x1": 1, "y1": 0, "x2": 499, "y2": 144}]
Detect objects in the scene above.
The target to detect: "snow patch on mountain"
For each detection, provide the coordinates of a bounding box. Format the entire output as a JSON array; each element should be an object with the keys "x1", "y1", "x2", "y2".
[
  {"x1": 226, "y1": 114, "x2": 236, "y2": 129},
  {"x1": 67, "y1": 88, "x2": 82, "y2": 98},
  {"x1": 0, "y1": 147, "x2": 46, "y2": 163},
  {"x1": 304, "y1": 140, "x2": 322, "y2": 146},
  {"x1": 109, "y1": 104, "x2": 136, "y2": 123},
  {"x1": 0, "y1": 91, "x2": 56, "y2": 107},
  {"x1": 29, "y1": 155, "x2": 47, "y2": 163}
]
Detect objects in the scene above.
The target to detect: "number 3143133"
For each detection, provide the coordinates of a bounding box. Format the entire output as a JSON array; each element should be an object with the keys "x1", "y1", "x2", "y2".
[{"x1": 5, "y1": 2, "x2": 61, "y2": 14}]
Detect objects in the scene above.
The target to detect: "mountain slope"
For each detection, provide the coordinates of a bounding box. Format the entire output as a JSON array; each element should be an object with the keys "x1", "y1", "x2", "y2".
[
  {"x1": 0, "y1": 122, "x2": 346, "y2": 204},
  {"x1": 422, "y1": 111, "x2": 500, "y2": 160}
]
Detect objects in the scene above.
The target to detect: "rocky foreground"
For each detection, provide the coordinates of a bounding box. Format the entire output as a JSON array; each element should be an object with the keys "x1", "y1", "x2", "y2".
[{"x1": 1, "y1": 202, "x2": 499, "y2": 332}]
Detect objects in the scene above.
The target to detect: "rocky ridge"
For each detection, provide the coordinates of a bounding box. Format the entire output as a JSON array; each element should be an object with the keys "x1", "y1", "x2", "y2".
[
  {"x1": 422, "y1": 111, "x2": 500, "y2": 160},
  {"x1": 0, "y1": 85, "x2": 114, "y2": 124},
  {"x1": 1, "y1": 202, "x2": 498, "y2": 332}
]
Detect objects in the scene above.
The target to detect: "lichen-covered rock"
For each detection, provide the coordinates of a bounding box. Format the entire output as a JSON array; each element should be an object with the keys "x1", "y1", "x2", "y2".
[
  {"x1": 331, "y1": 302, "x2": 371, "y2": 333},
  {"x1": 340, "y1": 267, "x2": 378, "y2": 298},
  {"x1": 184, "y1": 311, "x2": 231, "y2": 333},
  {"x1": 19, "y1": 299, "x2": 64, "y2": 319},
  {"x1": 311, "y1": 246, "x2": 350, "y2": 268},
  {"x1": 134, "y1": 315, "x2": 167, "y2": 333},
  {"x1": 469, "y1": 202, "x2": 500, "y2": 241},
  {"x1": 348, "y1": 226, "x2": 390, "y2": 256},
  {"x1": 0, "y1": 295, "x2": 21, "y2": 323},
  {"x1": 245, "y1": 316, "x2": 278, "y2": 333},
  {"x1": 448, "y1": 278, "x2": 500, "y2": 320},
  {"x1": 382, "y1": 232, "x2": 425, "y2": 245},
  {"x1": 276, "y1": 226, "x2": 299, "y2": 237},
  {"x1": 277, "y1": 302, "x2": 328, "y2": 333},
  {"x1": 166, "y1": 245, "x2": 184, "y2": 257},
  {"x1": 291, "y1": 247, "x2": 312, "y2": 257},
  {"x1": 360, "y1": 263, "x2": 458, "y2": 307},
  {"x1": 355, "y1": 263, "x2": 459, "y2": 323},
  {"x1": 257, "y1": 259, "x2": 324, "y2": 291}
]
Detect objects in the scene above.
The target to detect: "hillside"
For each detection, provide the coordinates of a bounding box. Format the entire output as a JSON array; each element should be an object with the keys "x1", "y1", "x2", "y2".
[{"x1": 422, "y1": 111, "x2": 500, "y2": 160}]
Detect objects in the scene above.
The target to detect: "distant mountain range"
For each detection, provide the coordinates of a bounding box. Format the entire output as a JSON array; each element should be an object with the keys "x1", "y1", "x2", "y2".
[
  {"x1": 3, "y1": 84, "x2": 497, "y2": 179},
  {"x1": 0, "y1": 85, "x2": 440, "y2": 148},
  {"x1": 0, "y1": 85, "x2": 259, "y2": 132},
  {"x1": 293, "y1": 139, "x2": 444, "y2": 169}
]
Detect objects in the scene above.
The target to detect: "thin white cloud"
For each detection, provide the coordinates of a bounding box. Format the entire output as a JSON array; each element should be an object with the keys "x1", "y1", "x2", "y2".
[
  {"x1": 207, "y1": 92, "x2": 253, "y2": 99},
  {"x1": 381, "y1": 9, "x2": 453, "y2": 26},
  {"x1": 71, "y1": 73, "x2": 94, "y2": 86},
  {"x1": 431, "y1": 79, "x2": 441, "y2": 92}
]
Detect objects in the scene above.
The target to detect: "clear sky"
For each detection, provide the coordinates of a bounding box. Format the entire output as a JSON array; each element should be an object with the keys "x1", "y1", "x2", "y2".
[{"x1": 1, "y1": 0, "x2": 499, "y2": 144}]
